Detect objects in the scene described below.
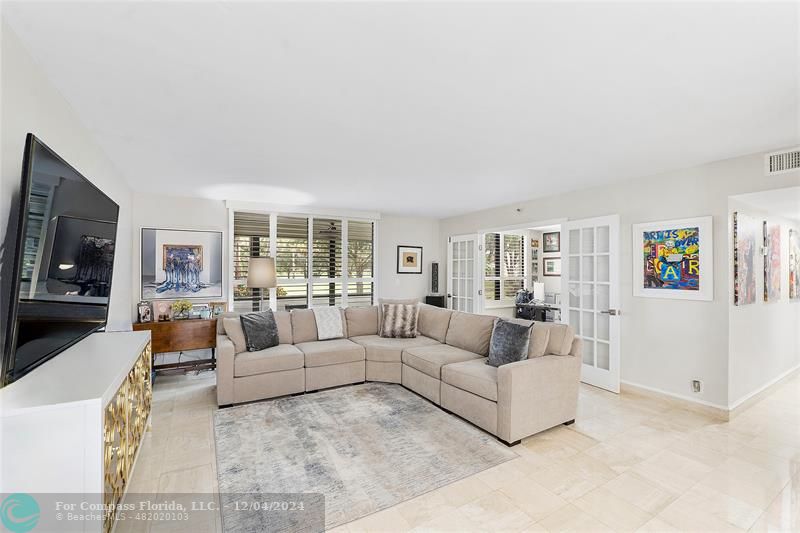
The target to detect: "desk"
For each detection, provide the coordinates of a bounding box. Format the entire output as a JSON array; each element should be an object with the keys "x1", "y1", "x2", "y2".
[
  {"x1": 515, "y1": 303, "x2": 560, "y2": 322},
  {"x1": 132, "y1": 318, "x2": 217, "y2": 372}
]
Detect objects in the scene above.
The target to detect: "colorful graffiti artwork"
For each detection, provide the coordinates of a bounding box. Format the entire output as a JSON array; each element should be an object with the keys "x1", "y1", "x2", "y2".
[
  {"x1": 790, "y1": 229, "x2": 800, "y2": 302},
  {"x1": 642, "y1": 227, "x2": 700, "y2": 291},
  {"x1": 734, "y1": 212, "x2": 758, "y2": 306},
  {"x1": 764, "y1": 223, "x2": 781, "y2": 302}
]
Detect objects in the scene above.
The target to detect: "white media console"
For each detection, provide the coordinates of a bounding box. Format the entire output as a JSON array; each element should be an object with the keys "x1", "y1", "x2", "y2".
[{"x1": 0, "y1": 331, "x2": 152, "y2": 533}]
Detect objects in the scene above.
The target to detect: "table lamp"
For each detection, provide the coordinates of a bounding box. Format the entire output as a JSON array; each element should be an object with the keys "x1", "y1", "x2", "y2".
[{"x1": 247, "y1": 257, "x2": 277, "y2": 311}]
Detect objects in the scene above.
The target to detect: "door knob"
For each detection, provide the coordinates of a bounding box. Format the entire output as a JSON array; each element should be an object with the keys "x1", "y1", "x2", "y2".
[{"x1": 600, "y1": 309, "x2": 621, "y2": 316}]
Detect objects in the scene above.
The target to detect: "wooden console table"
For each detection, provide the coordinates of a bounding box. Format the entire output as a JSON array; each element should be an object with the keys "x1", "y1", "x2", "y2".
[{"x1": 133, "y1": 318, "x2": 217, "y2": 373}]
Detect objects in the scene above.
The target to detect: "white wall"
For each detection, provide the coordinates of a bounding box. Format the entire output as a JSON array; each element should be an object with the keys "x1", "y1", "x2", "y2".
[
  {"x1": 130, "y1": 192, "x2": 228, "y2": 318},
  {"x1": 727, "y1": 197, "x2": 800, "y2": 407},
  {"x1": 440, "y1": 152, "x2": 800, "y2": 408},
  {"x1": 378, "y1": 215, "x2": 440, "y2": 300},
  {"x1": 1, "y1": 24, "x2": 134, "y2": 336}
]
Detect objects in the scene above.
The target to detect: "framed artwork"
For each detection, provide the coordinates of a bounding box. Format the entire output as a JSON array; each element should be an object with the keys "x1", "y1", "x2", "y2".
[
  {"x1": 543, "y1": 257, "x2": 561, "y2": 276},
  {"x1": 137, "y1": 301, "x2": 152, "y2": 323},
  {"x1": 733, "y1": 212, "x2": 758, "y2": 306},
  {"x1": 543, "y1": 232, "x2": 561, "y2": 253},
  {"x1": 531, "y1": 239, "x2": 540, "y2": 248},
  {"x1": 141, "y1": 228, "x2": 223, "y2": 299},
  {"x1": 632, "y1": 216, "x2": 713, "y2": 301},
  {"x1": 764, "y1": 222, "x2": 781, "y2": 302},
  {"x1": 397, "y1": 245, "x2": 423, "y2": 274},
  {"x1": 154, "y1": 301, "x2": 173, "y2": 322},
  {"x1": 790, "y1": 229, "x2": 800, "y2": 301},
  {"x1": 210, "y1": 301, "x2": 228, "y2": 316}
]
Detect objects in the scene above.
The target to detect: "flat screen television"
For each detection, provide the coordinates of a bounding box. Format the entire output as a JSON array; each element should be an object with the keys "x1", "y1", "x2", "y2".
[{"x1": 2, "y1": 134, "x2": 119, "y2": 386}]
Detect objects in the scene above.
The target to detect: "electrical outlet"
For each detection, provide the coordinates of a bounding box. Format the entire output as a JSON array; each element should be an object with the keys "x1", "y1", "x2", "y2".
[{"x1": 692, "y1": 380, "x2": 702, "y2": 393}]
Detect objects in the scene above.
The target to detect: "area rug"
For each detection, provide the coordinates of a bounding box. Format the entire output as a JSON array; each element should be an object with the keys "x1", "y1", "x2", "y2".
[{"x1": 214, "y1": 382, "x2": 517, "y2": 532}]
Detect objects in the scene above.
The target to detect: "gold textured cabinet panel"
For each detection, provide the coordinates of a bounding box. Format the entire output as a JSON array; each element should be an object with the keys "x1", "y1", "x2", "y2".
[{"x1": 103, "y1": 342, "x2": 152, "y2": 533}]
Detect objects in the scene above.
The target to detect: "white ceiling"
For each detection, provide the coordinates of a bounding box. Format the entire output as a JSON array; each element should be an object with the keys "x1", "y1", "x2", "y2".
[
  {"x1": 4, "y1": 2, "x2": 798, "y2": 217},
  {"x1": 733, "y1": 187, "x2": 800, "y2": 222}
]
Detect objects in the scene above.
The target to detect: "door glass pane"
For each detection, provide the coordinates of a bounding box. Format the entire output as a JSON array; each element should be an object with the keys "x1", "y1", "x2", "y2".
[
  {"x1": 582, "y1": 256, "x2": 594, "y2": 282},
  {"x1": 582, "y1": 311, "x2": 594, "y2": 338},
  {"x1": 569, "y1": 257, "x2": 581, "y2": 281},
  {"x1": 581, "y1": 283, "x2": 595, "y2": 310},
  {"x1": 570, "y1": 229, "x2": 580, "y2": 254},
  {"x1": 466, "y1": 279, "x2": 473, "y2": 299},
  {"x1": 597, "y1": 254, "x2": 609, "y2": 282},
  {"x1": 467, "y1": 257, "x2": 474, "y2": 277},
  {"x1": 570, "y1": 310, "x2": 580, "y2": 333},
  {"x1": 597, "y1": 341, "x2": 610, "y2": 370},
  {"x1": 597, "y1": 312, "x2": 610, "y2": 341},
  {"x1": 596, "y1": 225, "x2": 610, "y2": 253},
  {"x1": 582, "y1": 228, "x2": 595, "y2": 254},
  {"x1": 569, "y1": 283, "x2": 580, "y2": 308},
  {"x1": 596, "y1": 284, "x2": 609, "y2": 312},
  {"x1": 582, "y1": 338, "x2": 595, "y2": 366}
]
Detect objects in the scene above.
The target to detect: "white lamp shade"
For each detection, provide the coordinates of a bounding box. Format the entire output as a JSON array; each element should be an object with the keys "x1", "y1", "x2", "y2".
[{"x1": 247, "y1": 257, "x2": 277, "y2": 289}]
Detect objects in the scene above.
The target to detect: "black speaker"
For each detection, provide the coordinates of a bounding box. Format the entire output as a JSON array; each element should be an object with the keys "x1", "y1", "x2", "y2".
[{"x1": 431, "y1": 262, "x2": 439, "y2": 294}]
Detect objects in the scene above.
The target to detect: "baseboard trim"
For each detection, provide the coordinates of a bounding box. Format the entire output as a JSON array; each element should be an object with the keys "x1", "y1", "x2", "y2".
[
  {"x1": 728, "y1": 363, "x2": 800, "y2": 419},
  {"x1": 620, "y1": 381, "x2": 730, "y2": 421}
]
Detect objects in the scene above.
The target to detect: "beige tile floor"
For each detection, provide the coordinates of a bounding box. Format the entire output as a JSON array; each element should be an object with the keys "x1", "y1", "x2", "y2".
[{"x1": 125, "y1": 370, "x2": 800, "y2": 532}]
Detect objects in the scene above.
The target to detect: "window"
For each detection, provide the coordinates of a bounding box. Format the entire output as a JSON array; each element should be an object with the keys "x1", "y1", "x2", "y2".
[
  {"x1": 232, "y1": 212, "x2": 269, "y2": 311},
  {"x1": 484, "y1": 232, "x2": 526, "y2": 304},
  {"x1": 233, "y1": 212, "x2": 376, "y2": 311}
]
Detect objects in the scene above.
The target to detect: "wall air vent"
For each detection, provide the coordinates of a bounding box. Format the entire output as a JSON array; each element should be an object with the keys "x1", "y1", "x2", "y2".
[{"x1": 765, "y1": 147, "x2": 800, "y2": 176}]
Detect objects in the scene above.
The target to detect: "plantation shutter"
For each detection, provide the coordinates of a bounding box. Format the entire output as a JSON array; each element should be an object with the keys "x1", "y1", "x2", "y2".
[
  {"x1": 232, "y1": 212, "x2": 269, "y2": 312},
  {"x1": 503, "y1": 234, "x2": 525, "y2": 299},
  {"x1": 312, "y1": 218, "x2": 343, "y2": 307},
  {"x1": 484, "y1": 233, "x2": 501, "y2": 302},
  {"x1": 348, "y1": 221, "x2": 374, "y2": 307}
]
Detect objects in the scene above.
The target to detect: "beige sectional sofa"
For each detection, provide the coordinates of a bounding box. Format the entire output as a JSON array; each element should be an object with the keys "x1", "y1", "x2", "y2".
[{"x1": 216, "y1": 303, "x2": 582, "y2": 444}]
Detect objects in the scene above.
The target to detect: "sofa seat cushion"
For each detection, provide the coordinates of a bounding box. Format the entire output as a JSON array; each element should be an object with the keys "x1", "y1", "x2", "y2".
[
  {"x1": 442, "y1": 358, "x2": 498, "y2": 402},
  {"x1": 350, "y1": 335, "x2": 440, "y2": 363},
  {"x1": 234, "y1": 344, "x2": 304, "y2": 377},
  {"x1": 402, "y1": 344, "x2": 483, "y2": 379},
  {"x1": 296, "y1": 338, "x2": 366, "y2": 367}
]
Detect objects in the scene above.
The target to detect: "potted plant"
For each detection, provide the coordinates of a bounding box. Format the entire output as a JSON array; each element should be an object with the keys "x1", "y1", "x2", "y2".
[{"x1": 172, "y1": 299, "x2": 192, "y2": 320}]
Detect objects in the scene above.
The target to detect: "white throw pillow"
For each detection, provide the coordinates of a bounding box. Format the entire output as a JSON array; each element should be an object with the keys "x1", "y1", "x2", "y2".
[{"x1": 312, "y1": 307, "x2": 344, "y2": 340}]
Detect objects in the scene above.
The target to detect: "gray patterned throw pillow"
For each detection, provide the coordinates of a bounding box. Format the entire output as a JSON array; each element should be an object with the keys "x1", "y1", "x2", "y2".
[
  {"x1": 380, "y1": 303, "x2": 418, "y2": 338},
  {"x1": 486, "y1": 318, "x2": 533, "y2": 367},
  {"x1": 240, "y1": 310, "x2": 280, "y2": 352}
]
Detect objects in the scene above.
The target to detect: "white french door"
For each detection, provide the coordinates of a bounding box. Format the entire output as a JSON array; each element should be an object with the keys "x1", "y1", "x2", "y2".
[
  {"x1": 561, "y1": 215, "x2": 621, "y2": 393},
  {"x1": 447, "y1": 234, "x2": 480, "y2": 312}
]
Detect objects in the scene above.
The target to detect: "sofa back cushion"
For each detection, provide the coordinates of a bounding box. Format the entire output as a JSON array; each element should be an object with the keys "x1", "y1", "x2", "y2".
[
  {"x1": 291, "y1": 309, "x2": 318, "y2": 343},
  {"x1": 508, "y1": 318, "x2": 550, "y2": 358},
  {"x1": 534, "y1": 322, "x2": 575, "y2": 355},
  {"x1": 417, "y1": 304, "x2": 453, "y2": 343},
  {"x1": 218, "y1": 310, "x2": 292, "y2": 345},
  {"x1": 445, "y1": 311, "x2": 496, "y2": 356},
  {"x1": 345, "y1": 306, "x2": 379, "y2": 337}
]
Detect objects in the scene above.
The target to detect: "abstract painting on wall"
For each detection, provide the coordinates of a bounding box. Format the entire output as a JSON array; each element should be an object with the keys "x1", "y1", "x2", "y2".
[
  {"x1": 764, "y1": 222, "x2": 781, "y2": 302},
  {"x1": 790, "y1": 229, "x2": 800, "y2": 302},
  {"x1": 733, "y1": 212, "x2": 758, "y2": 306},
  {"x1": 141, "y1": 228, "x2": 223, "y2": 300},
  {"x1": 632, "y1": 216, "x2": 713, "y2": 301}
]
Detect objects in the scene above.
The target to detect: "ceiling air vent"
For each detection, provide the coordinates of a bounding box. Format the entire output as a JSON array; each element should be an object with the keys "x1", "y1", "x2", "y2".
[{"x1": 765, "y1": 147, "x2": 800, "y2": 176}]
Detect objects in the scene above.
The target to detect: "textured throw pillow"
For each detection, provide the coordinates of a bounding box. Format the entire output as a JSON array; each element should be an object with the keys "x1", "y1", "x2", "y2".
[
  {"x1": 223, "y1": 317, "x2": 247, "y2": 353},
  {"x1": 487, "y1": 318, "x2": 533, "y2": 367},
  {"x1": 312, "y1": 307, "x2": 344, "y2": 340},
  {"x1": 239, "y1": 310, "x2": 280, "y2": 352},
  {"x1": 380, "y1": 303, "x2": 418, "y2": 338}
]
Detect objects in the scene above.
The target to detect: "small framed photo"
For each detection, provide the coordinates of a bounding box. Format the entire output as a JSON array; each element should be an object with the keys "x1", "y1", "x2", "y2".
[
  {"x1": 543, "y1": 232, "x2": 561, "y2": 253},
  {"x1": 209, "y1": 301, "x2": 228, "y2": 317},
  {"x1": 543, "y1": 257, "x2": 562, "y2": 276},
  {"x1": 531, "y1": 239, "x2": 540, "y2": 248},
  {"x1": 191, "y1": 303, "x2": 210, "y2": 319},
  {"x1": 154, "y1": 301, "x2": 174, "y2": 322},
  {"x1": 397, "y1": 245, "x2": 423, "y2": 274},
  {"x1": 137, "y1": 301, "x2": 153, "y2": 323}
]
